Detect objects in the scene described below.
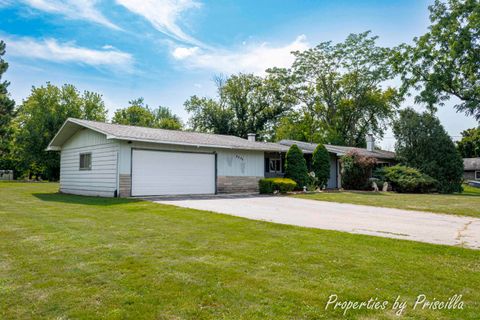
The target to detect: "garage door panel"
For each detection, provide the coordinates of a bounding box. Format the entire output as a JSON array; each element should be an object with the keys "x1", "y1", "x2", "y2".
[{"x1": 132, "y1": 150, "x2": 215, "y2": 196}]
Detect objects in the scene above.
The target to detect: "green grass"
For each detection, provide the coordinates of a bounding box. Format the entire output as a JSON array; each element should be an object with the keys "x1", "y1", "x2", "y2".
[
  {"x1": 294, "y1": 185, "x2": 480, "y2": 218},
  {"x1": 0, "y1": 182, "x2": 479, "y2": 319}
]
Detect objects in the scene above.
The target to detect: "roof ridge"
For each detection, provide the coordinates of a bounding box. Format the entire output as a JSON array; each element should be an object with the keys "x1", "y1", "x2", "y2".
[{"x1": 72, "y1": 118, "x2": 249, "y2": 141}]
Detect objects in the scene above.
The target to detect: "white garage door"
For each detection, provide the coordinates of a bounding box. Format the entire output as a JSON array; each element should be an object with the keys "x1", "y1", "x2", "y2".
[{"x1": 131, "y1": 149, "x2": 216, "y2": 196}]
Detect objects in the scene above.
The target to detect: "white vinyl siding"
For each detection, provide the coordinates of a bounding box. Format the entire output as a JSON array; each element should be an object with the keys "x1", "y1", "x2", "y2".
[
  {"x1": 216, "y1": 150, "x2": 264, "y2": 177},
  {"x1": 60, "y1": 129, "x2": 119, "y2": 197}
]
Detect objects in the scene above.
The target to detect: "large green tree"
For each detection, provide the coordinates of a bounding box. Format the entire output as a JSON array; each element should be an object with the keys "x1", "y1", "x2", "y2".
[
  {"x1": 392, "y1": 108, "x2": 464, "y2": 193},
  {"x1": 269, "y1": 32, "x2": 401, "y2": 146},
  {"x1": 393, "y1": 0, "x2": 480, "y2": 119},
  {"x1": 113, "y1": 98, "x2": 182, "y2": 130},
  {"x1": 184, "y1": 74, "x2": 294, "y2": 140},
  {"x1": 14, "y1": 83, "x2": 108, "y2": 180},
  {"x1": 0, "y1": 40, "x2": 16, "y2": 168},
  {"x1": 457, "y1": 127, "x2": 480, "y2": 158}
]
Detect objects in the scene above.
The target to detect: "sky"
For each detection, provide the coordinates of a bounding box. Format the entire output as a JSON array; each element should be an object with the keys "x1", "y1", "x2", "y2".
[{"x1": 0, "y1": 0, "x2": 477, "y2": 150}]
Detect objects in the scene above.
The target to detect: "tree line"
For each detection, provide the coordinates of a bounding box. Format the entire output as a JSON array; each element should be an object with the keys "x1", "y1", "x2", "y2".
[{"x1": 0, "y1": 0, "x2": 478, "y2": 186}]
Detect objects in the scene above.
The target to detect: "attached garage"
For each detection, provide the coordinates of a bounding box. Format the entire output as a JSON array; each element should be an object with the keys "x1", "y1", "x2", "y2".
[{"x1": 131, "y1": 149, "x2": 216, "y2": 196}]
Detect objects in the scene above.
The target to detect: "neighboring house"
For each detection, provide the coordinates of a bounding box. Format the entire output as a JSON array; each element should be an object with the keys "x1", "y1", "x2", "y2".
[
  {"x1": 47, "y1": 119, "x2": 396, "y2": 197},
  {"x1": 278, "y1": 136, "x2": 396, "y2": 189},
  {"x1": 47, "y1": 118, "x2": 288, "y2": 197},
  {"x1": 463, "y1": 158, "x2": 480, "y2": 181}
]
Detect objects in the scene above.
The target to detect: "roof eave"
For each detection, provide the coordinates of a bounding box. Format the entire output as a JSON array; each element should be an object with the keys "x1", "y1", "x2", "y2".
[{"x1": 109, "y1": 136, "x2": 288, "y2": 152}]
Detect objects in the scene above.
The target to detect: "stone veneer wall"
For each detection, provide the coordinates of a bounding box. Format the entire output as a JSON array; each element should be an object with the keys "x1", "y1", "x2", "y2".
[
  {"x1": 217, "y1": 176, "x2": 260, "y2": 194},
  {"x1": 119, "y1": 174, "x2": 131, "y2": 197}
]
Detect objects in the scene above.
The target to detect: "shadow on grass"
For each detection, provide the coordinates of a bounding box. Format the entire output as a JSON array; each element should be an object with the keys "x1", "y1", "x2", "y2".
[{"x1": 33, "y1": 193, "x2": 140, "y2": 206}]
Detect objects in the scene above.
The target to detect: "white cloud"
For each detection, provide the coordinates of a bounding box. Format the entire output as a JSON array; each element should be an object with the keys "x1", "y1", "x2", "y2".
[
  {"x1": 21, "y1": 0, "x2": 120, "y2": 30},
  {"x1": 172, "y1": 46, "x2": 199, "y2": 59},
  {"x1": 116, "y1": 0, "x2": 202, "y2": 46},
  {"x1": 7, "y1": 37, "x2": 134, "y2": 72},
  {"x1": 171, "y1": 35, "x2": 309, "y2": 74}
]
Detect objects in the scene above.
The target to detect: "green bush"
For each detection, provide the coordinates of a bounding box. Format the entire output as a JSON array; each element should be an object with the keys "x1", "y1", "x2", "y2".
[
  {"x1": 311, "y1": 144, "x2": 330, "y2": 188},
  {"x1": 381, "y1": 165, "x2": 437, "y2": 193},
  {"x1": 341, "y1": 151, "x2": 377, "y2": 190},
  {"x1": 284, "y1": 144, "x2": 309, "y2": 189},
  {"x1": 259, "y1": 178, "x2": 297, "y2": 194}
]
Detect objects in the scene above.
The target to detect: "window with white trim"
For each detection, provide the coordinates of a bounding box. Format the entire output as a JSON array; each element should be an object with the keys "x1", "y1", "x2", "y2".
[
  {"x1": 79, "y1": 153, "x2": 92, "y2": 170},
  {"x1": 476, "y1": 171, "x2": 480, "y2": 180}
]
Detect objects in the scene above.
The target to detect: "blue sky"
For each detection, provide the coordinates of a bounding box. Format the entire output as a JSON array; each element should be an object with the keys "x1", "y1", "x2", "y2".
[{"x1": 0, "y1": 0, "x2": 477, "y2": 149}]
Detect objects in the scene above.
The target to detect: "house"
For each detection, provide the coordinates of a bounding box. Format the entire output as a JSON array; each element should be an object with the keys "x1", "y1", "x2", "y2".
[
  {"x1": 277, "y1": 136, "x2": 396, "y2": 188},
  {"x1": 463, "y1": 158, "x2": 480, "y2": 181},
  {"x1": 47, "y1": 118, "x2": 288, "y2": 197},
  {"x1": 47, "y1": 119, "x2": 396, "y2": 197}
]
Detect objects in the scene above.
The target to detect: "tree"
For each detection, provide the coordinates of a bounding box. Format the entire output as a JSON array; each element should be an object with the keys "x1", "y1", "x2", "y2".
[
  {"x1": 392, "y1": 108, "x2": 464, "y2": 193},
  {"x1": 274, "y1": 108, "x2": 326, "y2": 143},
  {"x1": 284, "y1": 144, "x2": 309, "y2": 189},
  {"x1": 154, "y1": 106, "x2": 183, "y2": 130},
  {"x1": 311, "y1": 144, "x2": 331, "y2": 188},
  {"x1": 184, "y1": 73, "x2": 294, "y2": 140},
  {"x1": 113, "y1": 98, "x2": 156, "y2": 127},
  {"x1": 13, "y1": 83, "x2": 108, "y2": 180},
  {"x1": 113, "y1": 98, "x2": 183, "y2": 130},
  {"x1": 457, "y1": 127, "x2": 480, "y2": 158},
  {"x1": 393, "y1": 0, "x2": 480, "y2": 119},
  {"x1": 268, "y1": 32, "x2": 401, "y2": 146},
  {"x1": 0, "y1": 40, "x2": 16, "y2": 168}
]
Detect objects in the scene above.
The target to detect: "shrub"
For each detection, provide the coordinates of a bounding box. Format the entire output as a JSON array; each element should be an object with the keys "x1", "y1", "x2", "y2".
[
  {"x1": 259, "y1": 178, "x2": 297, "y2": 194},
  {"x1": 393, "y1": 108, "x2": 464, "y2": 193},
  {"x1": 284, "y1": 144, "x2": 309, "y2": 189},
  {"x1": 382, "y1": 165, "x2": 437, "y2": 193},
  {"x1": 311, "y1": 144, "x2": 330, "y2": 188},
  {"x1": 341, "y1": 151, "x2": 377, "y2": 190}
]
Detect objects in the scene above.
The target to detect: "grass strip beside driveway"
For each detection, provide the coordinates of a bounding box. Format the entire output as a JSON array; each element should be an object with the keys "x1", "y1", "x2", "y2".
[{"x1": 293, "y1": 185, "x2": 480, "y2": 218}]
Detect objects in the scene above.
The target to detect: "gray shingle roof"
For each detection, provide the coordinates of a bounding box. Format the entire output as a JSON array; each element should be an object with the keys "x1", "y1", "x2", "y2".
[
  {"x1": 48, "y1": 118, "x2": 289, "y2": 152},
  {"x1": 279, "y1": 139, "x2": 396, "y2": 160},
  {"x1": 463, "y1": 158, "x2": 480, "y2": 171}
]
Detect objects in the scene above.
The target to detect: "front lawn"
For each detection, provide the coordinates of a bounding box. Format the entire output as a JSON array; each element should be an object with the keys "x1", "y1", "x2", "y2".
[
  {"x1": 0, "y1": 182, "x2": 479, "y2": 319},
  {"x1": 294, "y1": 185, "x2": 480, "y2": 218}
]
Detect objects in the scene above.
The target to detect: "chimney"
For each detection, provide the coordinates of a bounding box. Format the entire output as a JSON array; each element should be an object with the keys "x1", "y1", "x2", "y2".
[
  {"x1": 247, "y1": 133, "x2": 256, "y2": 142},
  {"x1": 366, "y1": 133, "x2": 375, "y2": 152}
]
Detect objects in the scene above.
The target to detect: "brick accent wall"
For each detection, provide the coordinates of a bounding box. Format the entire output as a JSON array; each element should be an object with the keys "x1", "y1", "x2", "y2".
[
  {"x1": 217, "y1": 176, "x2": 261, "y2": 193},
  {"x1": 119, "y1": 174, "x2": 131, "y2": 197}
]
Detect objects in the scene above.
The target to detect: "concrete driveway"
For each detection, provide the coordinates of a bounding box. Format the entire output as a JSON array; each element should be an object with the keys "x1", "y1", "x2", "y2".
[{"x1": 156, "y1": 196, "x2": 480, "y2": 250}]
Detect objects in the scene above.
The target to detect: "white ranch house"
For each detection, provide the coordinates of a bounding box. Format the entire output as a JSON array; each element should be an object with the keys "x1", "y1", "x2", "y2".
[{"x1": 47, "y1": 118, "x2": 395, "y2": 197}]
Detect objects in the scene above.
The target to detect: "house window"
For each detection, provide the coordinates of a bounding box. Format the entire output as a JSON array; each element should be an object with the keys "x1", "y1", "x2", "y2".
[
  {"x1": 79, "y1": 153, "x2": 92, "y2": 170},
  {"x1": 265, "y1": 157, "x2": 284, "y2": 173},
  {"x1": 269, "y1": 159, "x2": 281, "y2": 172},
  {"x1": 476, "y1": 171, "x2": 480, "y2": 180}
]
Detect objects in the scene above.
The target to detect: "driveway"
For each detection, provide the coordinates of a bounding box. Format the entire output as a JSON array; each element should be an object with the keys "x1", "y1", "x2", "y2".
[{"x1": 156, "y1": 196, "x2": 480, "y2": 250}]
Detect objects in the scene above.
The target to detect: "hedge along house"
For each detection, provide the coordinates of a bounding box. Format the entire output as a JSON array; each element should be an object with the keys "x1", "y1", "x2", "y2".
[
  {"x1": 278, "y1": 137, "x2": 396, "y2": 189},
  {"x1": 47, "y1": 118, "x2": 288, "y2": 197}
]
